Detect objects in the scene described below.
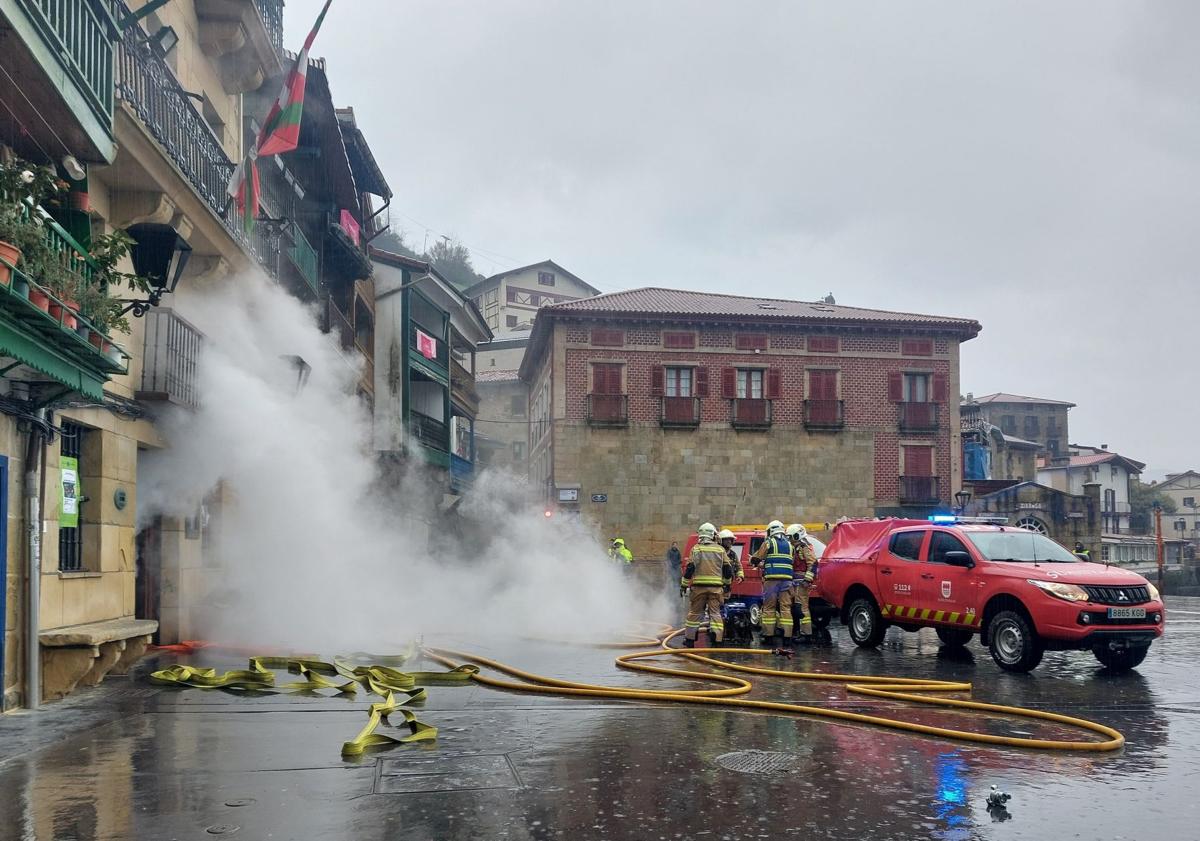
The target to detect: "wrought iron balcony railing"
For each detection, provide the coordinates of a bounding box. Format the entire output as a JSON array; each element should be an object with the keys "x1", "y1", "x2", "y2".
[
  {"x1": 804, "y1": 399, "x2": 845, "y2": 430},
  {"x1": 252, "y1": 0, "x2": 284, "y2": 53},
  {"x1": 899, "y1": 401, "x2": 939, "y2": 432},
  {"x1": 661, "y1": 396, "x2": 700, "y2": 427},
  {"x1": 731, "y1": 398, "x2": 772, "y2": 429},
  {"x1": 588, "y1": 394, "x2": 628, "y2": 427},
  {"x1": 411, "y1": 412, "x2": 448, "y2": 452},
  {"x1": 136, "y1": 308, "x2": 203, "y2": 409},
  {"x1": 899, "y1": 476, "x2": 941, "y2": 505}
]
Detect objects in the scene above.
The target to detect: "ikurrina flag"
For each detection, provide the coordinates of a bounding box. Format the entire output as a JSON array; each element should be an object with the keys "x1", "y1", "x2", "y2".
[{"x1": 227, "y1": 0, "x2": 334, "y2": 230}]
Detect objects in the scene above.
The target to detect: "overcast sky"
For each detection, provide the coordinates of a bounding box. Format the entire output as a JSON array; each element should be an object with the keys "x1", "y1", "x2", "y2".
[{"x1": 286, "y1": 1, "x2": 1197, "y2": 479}]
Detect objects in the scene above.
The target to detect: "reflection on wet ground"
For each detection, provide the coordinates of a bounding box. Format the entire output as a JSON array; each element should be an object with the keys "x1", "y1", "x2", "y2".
[{"x1": 2, "y1": 597, "x2": 1199, "y2": 839}]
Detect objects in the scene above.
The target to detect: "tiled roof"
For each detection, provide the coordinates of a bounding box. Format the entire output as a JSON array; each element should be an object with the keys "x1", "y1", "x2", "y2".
[
  {"x1": 542, "y1": 287, "x2": 980, "y2": 333},
  {"x1": 973, "y1": 392, "x2": 1076, "y2": 407},
  {"x1": 474, "y1": 369, "x2": 521, "y2": 383},
  {"x1": 1038, "y1": 452, "x2": 1146, "y2": 472}
]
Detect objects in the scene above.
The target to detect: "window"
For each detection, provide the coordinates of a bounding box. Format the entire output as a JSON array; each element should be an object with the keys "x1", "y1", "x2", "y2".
[
  {"x1": 665, "y1": 367, "x2": 692, "y2": 397},
  {"x1": 485, "y1": 288, "x2": 498, "y2": 305},
  {"x1": 663, "y1": 331, "x2": 696, "y2": 349},
  {"x1": 928, "y1": 531, "x2": 970, "y2": 564},
  {"x1": 901, "y1": 338, "x2": 933, "y2": 356},
  {"x1": 512, "y1": 441, "x2": 526, "y2": 461},
  {"x1": 58, "y1": 422, "x2": 87, "y2": 572},
  {"x1": 591, "y1": 362, "x2": 623, "y2": 394},
  {"x1": 808, "y1": 336, "x2": 839, "y2": 354},
  {"x1": 1185, "y1": 497, "x2": 1196, "y2": 508},
  {"x1": 538, "y1": 271, "x2": 555, "y2": 286},
  {"x1": 1024, "y1": 415, "x2": 1040, "y2": 436},
  {"x1": 1001, "y1": 415, "x2": 1016, "y2": 434},
  {"x1": 889, "y1": 530, "x2": 925, "y2": 561},
  {"x1": 1101, "y1": 545, "x2": 1110, "y2": 561},
  {"x1": 735, "y1": 334, "x2": 768, "y2": 351},
  {"x1": 1104, "y1": 489, "x2": 1116, "y2": 512},
  {"x1": 506, "y1": 315, "x2": 518, "y2": 328},
  {"x1": 737, "y1": 369, "x2": 763, "y2": 399},
  {"x1": 903, "y1": 373, "x2": 930, "y2": 402},
  {"x1": 511, "y1": 395, "x2": 526, "y2": 416},
  {"x1": 590, "y1": 328, "x2": 624, "y2": 347}
]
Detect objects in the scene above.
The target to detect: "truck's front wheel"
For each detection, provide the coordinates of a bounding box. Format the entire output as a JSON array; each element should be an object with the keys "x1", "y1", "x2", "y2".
[
  {"x1": 987, "y1": 610, "x2": 1044, "y2": 673},
  {"x1": 847, "y1": 598, "x2": 886, "y2": 648}
]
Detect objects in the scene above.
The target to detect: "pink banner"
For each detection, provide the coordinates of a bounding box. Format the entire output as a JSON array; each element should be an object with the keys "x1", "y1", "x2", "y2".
[
  {"x1": 416, "y1": 329, "x2": 437, "y2": 359},
  {"x1": 339, "y1": 209, "x2": 361, "y2": 245}
]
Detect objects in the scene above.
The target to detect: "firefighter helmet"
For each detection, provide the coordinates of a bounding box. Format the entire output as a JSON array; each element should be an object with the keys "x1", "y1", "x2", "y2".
[
  {"x1": 697, "y1": 522, "x2": 718, "y2": 542},
  {"x1": 787, "y1": 523, "x2": 807, "y2": 541},
  {"x1": 766, "y1": 520, "x2": 785, "y2": 536},
  {"x1": 718, "y1": 528, "x2": 735, "y2": 542}
]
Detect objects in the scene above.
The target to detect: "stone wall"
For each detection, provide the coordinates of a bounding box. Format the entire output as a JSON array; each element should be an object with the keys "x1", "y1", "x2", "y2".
[
  {"x1": 476, "y1": 378, "x2": 529, "y2": 475},
  {"x1": 551, "y1": 421, "x2": 875, "y2": 560}
]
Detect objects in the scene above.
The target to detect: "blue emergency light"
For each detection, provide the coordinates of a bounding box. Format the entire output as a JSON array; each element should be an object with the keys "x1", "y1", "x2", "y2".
[{"x1": 928, "y1": 514, "x2": 958, "y2": 523}]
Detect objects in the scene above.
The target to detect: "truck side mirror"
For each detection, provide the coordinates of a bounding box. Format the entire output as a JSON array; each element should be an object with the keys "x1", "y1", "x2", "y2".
[{"x1": 943, "y1": 550, "x2": 974, "y2": 568}]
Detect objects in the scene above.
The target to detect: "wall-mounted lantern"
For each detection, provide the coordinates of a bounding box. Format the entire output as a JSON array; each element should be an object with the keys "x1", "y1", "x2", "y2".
[{"x1": 121, "y1": 223, "x2": 193, "y2": 317}]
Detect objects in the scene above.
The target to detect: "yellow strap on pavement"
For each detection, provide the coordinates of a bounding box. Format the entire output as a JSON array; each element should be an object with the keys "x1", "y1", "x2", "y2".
[{"x1": 341, "y1": 690, "x2": 438, "y2": 756}]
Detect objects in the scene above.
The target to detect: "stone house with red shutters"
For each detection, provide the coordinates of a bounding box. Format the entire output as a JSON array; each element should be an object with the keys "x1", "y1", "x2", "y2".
[{"x1": 518, "y1": 287, "x2": 981, "y2": 558}]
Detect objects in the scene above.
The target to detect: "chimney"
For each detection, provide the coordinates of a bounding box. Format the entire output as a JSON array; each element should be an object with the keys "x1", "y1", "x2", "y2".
[{"x1": 1101, "y1": 444, "x2": 1108, "y2": 450}]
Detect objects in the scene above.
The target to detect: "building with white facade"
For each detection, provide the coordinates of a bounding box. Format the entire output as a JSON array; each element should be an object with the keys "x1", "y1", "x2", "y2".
[{"x1": 1037, "y1": 445, "x2": 1145, "y2": 534}]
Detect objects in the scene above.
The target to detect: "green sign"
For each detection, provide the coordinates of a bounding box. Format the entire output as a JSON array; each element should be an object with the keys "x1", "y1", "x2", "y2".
[{"x1": 60, "y1": 456, "x2": 79, "y2": 529}]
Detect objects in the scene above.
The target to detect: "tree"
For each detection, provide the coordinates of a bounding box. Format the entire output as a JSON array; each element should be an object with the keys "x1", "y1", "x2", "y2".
[
  {"x1": 372, "y1": 229, "x2": 420, "y2": 260},
  {"x1": 1129, "y1": 480, "x2": 1177, "y2": 534},
  {"x1": 425, "y1": 237, "x2": 484, "y2": 292}
]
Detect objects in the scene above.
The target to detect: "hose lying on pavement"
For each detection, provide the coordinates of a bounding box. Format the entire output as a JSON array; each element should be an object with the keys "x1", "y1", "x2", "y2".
[{"x1": 425, "y1": 628, "x2": 1125, "y2": 753}]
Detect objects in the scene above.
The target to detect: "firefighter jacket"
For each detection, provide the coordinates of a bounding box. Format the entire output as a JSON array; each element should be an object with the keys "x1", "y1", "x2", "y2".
[
  {"x1": 683, "y1": 541, "x2": 731, "y2": 588},
  {"x1": 752, "y1": 534, "x2": 794, "y2": 580},
  {"x1": 792, "y1": 541, "x2": 818, "y2": 583},
  {"x1": 723, "y1": 546, "x2": 743, "y2": 586}
]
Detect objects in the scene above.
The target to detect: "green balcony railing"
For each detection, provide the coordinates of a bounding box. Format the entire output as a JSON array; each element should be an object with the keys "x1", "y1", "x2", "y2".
[
  {"x1": 11, "y1": 0, "x2": 118, "y2": 140},
  {"x1": 286, "y1": 223, "x2": 319, "y2": 294}
]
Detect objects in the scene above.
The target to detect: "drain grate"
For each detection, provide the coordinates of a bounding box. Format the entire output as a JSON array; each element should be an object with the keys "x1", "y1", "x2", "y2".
[{"x1": 715, "y1": 750, "x2": 806, "y2": 775}]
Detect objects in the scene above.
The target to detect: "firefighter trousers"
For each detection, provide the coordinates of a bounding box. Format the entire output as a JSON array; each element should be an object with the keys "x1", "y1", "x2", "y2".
[
  {"x1": 685, "y1": 586, "x2": 724, "y2": 643},
  {"x1": 761, "y1": 580, "x2": 794, "y2": 639},
  {"x1": 792, "y1": 584, "x2": 813, "y2": 637}
]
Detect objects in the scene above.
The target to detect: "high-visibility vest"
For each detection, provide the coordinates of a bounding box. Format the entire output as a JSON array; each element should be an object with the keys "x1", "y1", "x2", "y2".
[
  {"x1": 762, "y1": 535, "x2": 794, "y2": 580},
  {"x1": 686, "y1": 543, "x2": 727, "y2": 586}
]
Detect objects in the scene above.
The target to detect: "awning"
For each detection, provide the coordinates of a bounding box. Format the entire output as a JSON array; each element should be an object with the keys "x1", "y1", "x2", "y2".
[{"x1": 0, "y1": 313, "x2": 106, "y2": 401}]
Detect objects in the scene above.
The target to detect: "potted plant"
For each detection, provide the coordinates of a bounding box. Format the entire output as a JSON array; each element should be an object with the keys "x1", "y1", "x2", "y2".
[{"x1": 0, "y1": 159, "x2": 63, "y2": 286}]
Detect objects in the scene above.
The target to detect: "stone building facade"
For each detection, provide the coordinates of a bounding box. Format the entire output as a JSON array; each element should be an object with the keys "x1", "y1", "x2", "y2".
[
  {"x1": 971, "y1": 393, "x2": 1075, "y2": 458},
  {"x1": 519, "y1": 288, "x2": 981, "y2": 558},
  {"x1": 964, "y1": 481, "x2": 1100, "y2": 558}
]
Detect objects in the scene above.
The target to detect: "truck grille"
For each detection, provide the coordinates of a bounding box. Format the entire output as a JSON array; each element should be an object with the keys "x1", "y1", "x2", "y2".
[{"x1": 1083, "y1": 585, "x2": 1150, "y2": 605}]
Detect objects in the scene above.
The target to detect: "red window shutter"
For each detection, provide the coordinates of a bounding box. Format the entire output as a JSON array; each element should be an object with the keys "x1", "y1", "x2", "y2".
[
  {"x1": 902, "y1": 338, "x2": 933, "y2": 357},
  {"x1": 593, "y1": 363, "x2": 622, "y2": 394},
  {"x1": 664, "y1": 331, "x2": 696, "y2": 349},
  {"x1": 932, "y1": 373, "x2": 948, "y2": 403},
  {"x1": 735, "y1": 334, "x2": 768, "y2": 351},
  {"x1": 888, "y1": 372, "x2": 903, "y2": 402},
  {"x1": 766, "y1": 369, "x2": 782, "y2": 399},
  {"x1": 903, "y1": 445, "x2": 934, "y2": 476},
  {"x1": 809, "y1": 337, "x2": 839, "y2": 354},
  {"x1": 591, "y1": 328, "x2": 624, "y2": 347},
  {"x1": 809, "y1": 369, "x2": 837, "y2": 400},
  {"x1": 721, "y1": 367, "x2": 737, "y2": 399},
  {"x1": 695, "y1": 367, "x2": 710, "y2": 398},
  {"x1": 650, "y1": 365, "x2": 664, "y2": 397}
]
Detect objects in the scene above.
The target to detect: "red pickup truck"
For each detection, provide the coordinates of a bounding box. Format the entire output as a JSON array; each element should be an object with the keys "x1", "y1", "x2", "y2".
[{"x1": 817, "y1": 518, "x2": 1165, "y2": 672}]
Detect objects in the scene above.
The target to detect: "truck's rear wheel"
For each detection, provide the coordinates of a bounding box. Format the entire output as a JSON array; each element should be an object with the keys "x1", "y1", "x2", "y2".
[
  {"x1": 1092, "y1": 644, "x2": 1149, "y2": 672},
  {"x1": 987, "y1": 610, "x2": 1044, "y2": 673},
  {"x1": 847, "y1": 598, "x2": 886, "y2": 648},
  {"x1": 936, "y1": 627, "x2": 973, "y2": 648}
]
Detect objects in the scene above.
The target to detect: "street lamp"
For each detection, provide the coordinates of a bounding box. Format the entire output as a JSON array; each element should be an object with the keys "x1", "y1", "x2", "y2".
[
  {"x1": 954, "y1": 490, "x2": 972, "y2": 515},
  {"x1": 121, "y1": 223, "x2": 193, "y2": 317}
]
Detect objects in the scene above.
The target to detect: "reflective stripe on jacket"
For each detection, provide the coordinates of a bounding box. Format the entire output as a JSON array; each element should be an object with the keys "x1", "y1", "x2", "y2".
[
  {"x1": 761, "y1": 535, "x2": 794, "y2": 580},
  {"x1": 684, "y1": 542, "x2": 727, "y2": 587}
]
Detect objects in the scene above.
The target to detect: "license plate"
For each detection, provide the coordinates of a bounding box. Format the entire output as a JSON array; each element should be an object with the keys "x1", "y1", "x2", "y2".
[{"x1": 1107, "y1": 607, "x2": 1146, "y2": 620}]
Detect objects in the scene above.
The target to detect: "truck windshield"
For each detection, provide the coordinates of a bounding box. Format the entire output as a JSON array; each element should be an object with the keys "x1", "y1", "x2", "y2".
[{"x1": 963, "y1": 531, "x2": 1080, "y2": 563}]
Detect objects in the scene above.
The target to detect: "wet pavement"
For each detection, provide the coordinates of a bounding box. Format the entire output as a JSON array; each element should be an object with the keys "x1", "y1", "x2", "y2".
[{"x1": 2, "y1": 599, "x2": 1199, "y2": 840}]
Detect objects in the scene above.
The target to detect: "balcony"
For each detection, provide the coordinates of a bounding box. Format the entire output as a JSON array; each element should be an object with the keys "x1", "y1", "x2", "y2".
[
  {"x1": 410, "y1": 411, "x2": 448, "y2": 455},
  {"x1": 587, "y1": 394, "x2": 628, "y2": 428},
  {"x1": 0, "y1": 216, "x2": 130, "y2": 402},
  {"x1": 324, "y1": 297, "x2": 354, "y2": 352},
  {"x1": 899, "y1": 401, "x2": 939, "y2": 432},
  {"x1": 899, "y1": 476, "x2": 941, "y2": 505},
  {"x1": 0, "y1": 0, "x2": 118, "y2": 161},
  {"x1": 661, "y1": 396, "x2": 700, "y2": 427},
  {"x1": 731, "y1": 398, "x2": 772, "y2": 430},
  {"x1": 450, "y1": 358, "x2": 479, "y2": 415},
  {"x1": 135, "y1": 308, "x2": 203, "y2": 409},
  {"x1": 116, "y1": 24, "x2": 252, "y2": 248},
  {"x1": 804, "y1": 399, "x2": 845, "y2": 430},
  {"x1": 284, "y1": 222, "x2": 319, "y2": 295},
  {"x1": 194, "y1": 0, "x2": 284, "y2": 93}
]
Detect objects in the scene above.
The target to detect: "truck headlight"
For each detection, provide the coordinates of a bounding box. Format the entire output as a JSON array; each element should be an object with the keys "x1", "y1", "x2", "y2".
[
  {"x1": 1028, "y1": 579, "x2": 1089, "y2": 602},
  {"x1": 1147, "y1": 582, "x2": 1161, "y2": 602}
]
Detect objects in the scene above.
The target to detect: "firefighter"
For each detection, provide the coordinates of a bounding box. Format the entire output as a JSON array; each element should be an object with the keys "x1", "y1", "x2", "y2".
[
  {"x1": 681, "y1": 522, "x2": 731, "y2": 648},
  {"x1": 1074, "y1": 542, "x2": 1091, "y2": 562},
  {"x1": 718, "y1": 529, "x2": 744, "y2": 598},
  {"x1": 788, "y1": 523, "x2": 819, "y2": 645},
  {"x1": 750, "y1": 520, "x2": 794, "y2": 647},
  {"x1": 610, "y1": 538, "x2": 633, "y2": 566}
]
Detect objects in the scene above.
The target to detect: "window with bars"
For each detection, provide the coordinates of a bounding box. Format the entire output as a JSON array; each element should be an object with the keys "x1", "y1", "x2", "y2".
[{"x1": 58, "y1": 422, "x2": 86, "y2": 572}]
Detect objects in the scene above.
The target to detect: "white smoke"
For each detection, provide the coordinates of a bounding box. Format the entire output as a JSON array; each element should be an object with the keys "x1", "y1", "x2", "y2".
[{"x1": 137, "y1": 275, "x2": 667, "y2": 652}]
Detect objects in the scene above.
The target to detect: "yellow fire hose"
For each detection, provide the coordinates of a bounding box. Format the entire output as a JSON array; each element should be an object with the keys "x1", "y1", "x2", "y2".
[
  {"x1": 150, "y1": 626, "x2": 1125, "y2": 755},
  {"x1": 424, "y1": 628, "x2": 1125, "y2": 753}
]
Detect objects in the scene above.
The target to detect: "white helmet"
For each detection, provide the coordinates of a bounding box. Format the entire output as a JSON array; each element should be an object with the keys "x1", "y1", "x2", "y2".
[
  {"x1": 697, "y1": 522, "x2": 717, "y2": 542},
  {"x1": 766, "y1": 520, "x2": 785, "y2": 537},
  {"x1": 718, "y1": 528, "x2": 735, "y2": 542},
  {"x1": 787, "y1": 523, "x2": 807, "y2": 541}
]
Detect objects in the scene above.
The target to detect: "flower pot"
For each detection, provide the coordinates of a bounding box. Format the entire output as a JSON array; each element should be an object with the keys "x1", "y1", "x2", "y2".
[
  {"x1": 49, "y1": 302, "x2": 78, "y2": 330},
  {"x1": 76, "y1": 324, "x2": 91, "y2": 342},
  {"x1": 69, "y1": 191, "x2": 90, "y2": 212},
  {"x1": 88, "y1": 331, "x2": 105, "y2": 350},
  {"x1": 28, "y1": 287, "x2": 51, "y2": 312},
  {"x1": 0, "y1": 240, "x2": 20, "y2": 287}
]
